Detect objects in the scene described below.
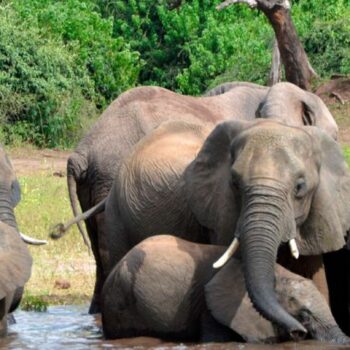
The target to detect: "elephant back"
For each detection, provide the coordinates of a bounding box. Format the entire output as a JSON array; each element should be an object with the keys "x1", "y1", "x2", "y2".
[{"x1": 116, "y1": 120, "x2": 212, "y2": 241}]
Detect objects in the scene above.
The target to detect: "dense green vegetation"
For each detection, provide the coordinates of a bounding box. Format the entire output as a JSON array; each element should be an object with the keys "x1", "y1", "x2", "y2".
[{"x1": 0, "y1": 0, "x2": 349, "y2": 147}]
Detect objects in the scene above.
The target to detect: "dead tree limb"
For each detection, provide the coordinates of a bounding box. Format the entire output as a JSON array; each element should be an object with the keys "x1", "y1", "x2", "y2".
[
  {"x1": 269, "y1": 39, "x2": 282, "y2": 85},
  {"x1": 218, "y1": 0, "x2": 317, "y2": 90}
]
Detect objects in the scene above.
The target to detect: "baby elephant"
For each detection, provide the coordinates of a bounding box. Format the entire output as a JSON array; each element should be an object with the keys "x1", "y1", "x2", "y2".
[{"x1": 101, "y1": 235, "x2": 349, "y2": 344}]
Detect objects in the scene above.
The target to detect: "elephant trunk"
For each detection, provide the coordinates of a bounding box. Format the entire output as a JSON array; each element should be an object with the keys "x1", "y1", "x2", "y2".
[
  {"x1": 239, "y1": 185, "x2": 307, "y2": 338},
  {"x1": 0, "y1": 186, "x2": 17, "y2": 229}
]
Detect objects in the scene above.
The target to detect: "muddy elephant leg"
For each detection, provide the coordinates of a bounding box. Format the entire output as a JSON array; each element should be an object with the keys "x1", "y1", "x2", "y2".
[
  {"x1": 324, "y1": 248, "x2": 350, "y2": 335},
  {"x1": 311, "y1": 256, "x2": 329, "y2": 304},
  {"x1": 82, "y1": 214, "x2": 104, "y2": 314}
]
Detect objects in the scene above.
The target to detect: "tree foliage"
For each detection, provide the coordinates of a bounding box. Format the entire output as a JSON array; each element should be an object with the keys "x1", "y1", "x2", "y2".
[
  {"x1": 0, "y1": 0, "x2": 141, "y2": 147},
  {"x1": 0, "y1": 0, "x2": 349, "y2": 147},
  {"x1": 0, "y1": 6, "x2": 96, "y2": 147},
  {"x1": 110, "y1": 0, "x2": 273, "y2": 94}
]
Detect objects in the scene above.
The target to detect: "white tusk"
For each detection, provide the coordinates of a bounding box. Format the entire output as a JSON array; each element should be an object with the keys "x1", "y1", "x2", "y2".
[
  {"x1": 20, "y1": 232, "x2": 48, "y2": 246},
  {"x1": 289, "y1": 238, "x2": 299, "y2": 259},
  {"x1": 213, "y1": 238, "x2": 239, "y2": 269}
]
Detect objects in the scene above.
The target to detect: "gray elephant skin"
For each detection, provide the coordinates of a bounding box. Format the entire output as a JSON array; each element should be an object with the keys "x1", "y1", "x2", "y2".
[
  {"x1": 0, "y1": 146, "x2": 32, "y2": 335},
  {"x1": 102, "y1": 118, "x2": 350, "y2": 336},
  {"x1": 66, "y1": 81, "x2": 338, "y2": 313},
  {"x1": 101, "y1": 235, "x2": 349, "y2": 344}
]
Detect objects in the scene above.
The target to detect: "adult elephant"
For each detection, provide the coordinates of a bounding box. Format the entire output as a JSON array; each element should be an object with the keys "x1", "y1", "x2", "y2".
[
  {"x1": 0, "y1": 146, "x2": 32, "y2": 335},
  {"x1": 101, "y1": 119, "x2": 350, "y2": 336},
  {"x1": 102, "y1": 235, "x2": 349, "y2": 344},
  {"x1": 66, "y1": 81, "x2": 338, "y2": 313}
]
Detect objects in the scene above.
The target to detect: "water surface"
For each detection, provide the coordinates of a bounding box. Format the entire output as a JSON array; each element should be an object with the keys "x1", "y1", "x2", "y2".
[{"x1": 0, "y1": 306, "x2": 347, "y2": 350}]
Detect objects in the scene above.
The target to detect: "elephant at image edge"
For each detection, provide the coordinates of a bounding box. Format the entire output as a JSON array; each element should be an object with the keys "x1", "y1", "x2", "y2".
[
  {"x1": 101, "y1": 235, "x2": 349, "y2": 344},
  {"x1": 0, "y1": 146, "x2": 32, "y2": 336},
  {"x1": 104, "y1": 118, "x2": 350, "y2": 336},
  {"x1": 66, "y1": 81, "x2": 338, "y2": 313}
]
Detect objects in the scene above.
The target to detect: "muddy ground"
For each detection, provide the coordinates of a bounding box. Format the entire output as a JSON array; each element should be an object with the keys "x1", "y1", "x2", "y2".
[{"x1": 8, "y1": 148, "x2": 69, "y2": 176}]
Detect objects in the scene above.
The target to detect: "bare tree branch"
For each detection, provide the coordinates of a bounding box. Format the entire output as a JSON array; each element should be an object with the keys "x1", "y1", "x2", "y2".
[
  {"x1": 217, "y1": 0, "x2": 258, "y2": 11},
  {"x1": 268, "y1": 39, "x2": 282, "y2": 85},
  {"x1": 217, "y1": 0, "x2": 316, "y2": 90}
]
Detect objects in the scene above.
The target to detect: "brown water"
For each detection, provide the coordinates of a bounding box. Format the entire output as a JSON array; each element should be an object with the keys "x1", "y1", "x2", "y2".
[{"x1": 0, "y1": 306, "x2": 348, "y2": 350}]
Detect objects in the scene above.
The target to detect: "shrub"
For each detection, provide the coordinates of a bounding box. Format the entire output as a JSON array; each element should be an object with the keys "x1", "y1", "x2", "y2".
[
  {"x1": 292, "y1": 0, "x2": 350, "y2": 78},
  {"x1": 111, "y1": 0, "x2": 273, "y2": 95},
  {"x1": 0, "y1": 5, "x2": 97, "y2": 147},
  {"x1": 12, "y1": 0, "x2": 142, "y2": 107},
  {"x1": 21, "y1": 294, "x2": 48, "y2": 312}
]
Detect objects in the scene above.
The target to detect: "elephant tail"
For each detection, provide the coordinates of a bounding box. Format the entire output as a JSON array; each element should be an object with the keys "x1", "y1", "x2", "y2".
[
  {"x1": 49, "y1": 197, "x2": 106, "y2": 246},
  {"x1": 66, "y1": 172, "x2": 90, "y2": 247}
]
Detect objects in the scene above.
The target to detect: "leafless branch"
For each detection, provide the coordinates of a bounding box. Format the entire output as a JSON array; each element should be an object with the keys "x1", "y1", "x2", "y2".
[{"x1": 216, "y1": 0, "x2": 258, "y2": 11}]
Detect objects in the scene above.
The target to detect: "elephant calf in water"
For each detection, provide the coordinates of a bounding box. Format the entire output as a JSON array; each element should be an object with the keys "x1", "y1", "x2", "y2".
[{"x1": 101, "y1": 235, "x2": 349, "y2": 344}]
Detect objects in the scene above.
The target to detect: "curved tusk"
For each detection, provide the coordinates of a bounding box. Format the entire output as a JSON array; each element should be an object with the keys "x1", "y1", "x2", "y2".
[
  {"x1": 20, "y1": 232, "x2": 48, "y2": 246},
  {"x1": 289, "y1": 238, "x2": 299, "y2": 259},
  {"x1": 213, "y1": 238, "x2": 239, "y2": 269}
]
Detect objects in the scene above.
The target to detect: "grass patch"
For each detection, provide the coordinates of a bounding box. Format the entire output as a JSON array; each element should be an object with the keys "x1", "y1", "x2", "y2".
[
  {"x1": 15, "y1": 170, "x2": 94, "y2": 307},
  {"x1": 343, "y1": 145, "x2": 350, "y2": 166},
  {"x1": 21, "y1": 294, "x2": 48, "y2": 312}
]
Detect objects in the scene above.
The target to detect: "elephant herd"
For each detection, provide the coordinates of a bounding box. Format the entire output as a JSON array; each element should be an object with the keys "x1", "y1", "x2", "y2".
[{"x1": 3, "y1": 80, "x2": 350, "y2": 344}]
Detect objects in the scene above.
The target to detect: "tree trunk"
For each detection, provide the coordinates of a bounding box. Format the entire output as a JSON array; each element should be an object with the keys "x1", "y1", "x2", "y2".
[
  {"x1": 269, "y1": 39, "x2": 282, "y2": 86},
  {"x1": 262, "y1": 3, "x2": 314, "y2": 90},
  {"x1": 217, "y1": 0, "x2": 317, "y2": 90}
]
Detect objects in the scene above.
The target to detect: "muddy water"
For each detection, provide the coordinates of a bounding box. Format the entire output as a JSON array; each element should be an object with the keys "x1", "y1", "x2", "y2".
[{"x1": 0, "y1": 305, "x2": 347, "y2": 350}]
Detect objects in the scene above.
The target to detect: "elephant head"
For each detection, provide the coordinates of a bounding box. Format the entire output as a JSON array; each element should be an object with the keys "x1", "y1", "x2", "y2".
[
  {"x1": 206, "y1": 81, "x2": 338, "y2": 140},
  {"x1": 185, "y1": 119, "x2": 350, "y2": 337},
  {"x1": 0, "y1": 146, "x2": 32, "y2": 334},
  {"x1": 258, "y1": 82, "x2": 339, "y2": 140},
  {"x1": 205, "y1": 258, "x2": 349, "y2": 344}
]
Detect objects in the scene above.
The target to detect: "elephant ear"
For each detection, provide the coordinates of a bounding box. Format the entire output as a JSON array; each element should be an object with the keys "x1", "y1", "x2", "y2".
[
  {"x1": 0, "y1": 222, "x2": 32, "y2": 300},
  {"x1": 298, "y1": 127, "x2": 350, "y2": 255},
  {"x1": 205, "y1": 259, "x2": 277, "y2": 343},
  {"x1": 11, "y1": 179, "x2": 21, "y2": 207},
  {"x1": 184, "y1": 120, "x2": 248, "y2": 244}
]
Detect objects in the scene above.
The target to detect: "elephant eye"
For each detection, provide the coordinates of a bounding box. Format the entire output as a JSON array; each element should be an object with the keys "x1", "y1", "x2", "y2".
[
  {"x1": 295, "y1": 178, "x2": 307, "y2": 199},
  {"x1": 231, "y1": 169, "x2": 241, "y2": 190}
]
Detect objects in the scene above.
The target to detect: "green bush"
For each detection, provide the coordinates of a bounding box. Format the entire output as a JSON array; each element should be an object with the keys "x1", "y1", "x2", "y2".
[
  {"x1": 12, "y1": 0, "x2": 142, "y2": 107},
  {"x1": 0, "y1": 5, "x2": 97, "y2": 147},
  {"x1": 303, "y1": 18, "x2": 350, "y2": 76},
  {"x1": 1, "y1": 0, "x2": 350, "y2": 147},
  {"x1": 292, "y1": 0, "x2": 350, "y2": 78},
  {"x1": 111, "y1": 0, "x2": 273, "y2": 95},
  {"x1": 21, "y1": 294, "x2": 48, "y2": 312},
  {"x1": 0, "y1": 0, "x2": 142, "y2": 147}
]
